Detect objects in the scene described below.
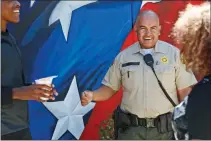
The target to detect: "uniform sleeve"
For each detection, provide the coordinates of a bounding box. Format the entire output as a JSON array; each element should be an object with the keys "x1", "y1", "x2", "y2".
[
  {"x1": 186, "y1": 84, "x2": 211, "y2": 139},
  {"x1": 102, "y1": 56, "x2": 121, "y2": 91},
  {"x1": 175, "y1": 51, "x2": 197, "y2": 90},
  {"x1": 1, "y1": 86, "x2": 14, "y2": 106}
]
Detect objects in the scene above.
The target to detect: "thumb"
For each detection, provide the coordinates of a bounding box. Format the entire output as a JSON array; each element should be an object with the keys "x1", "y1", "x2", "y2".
[
  {"x1": 86, "y1": 91, "x2": 93, "y2": 97},
  {"x1": 83, "y1": 91, "x2": 93, "y2": 100},
  {"x1": 82, "y1": 91, "x2": 90, "y2": 97}
]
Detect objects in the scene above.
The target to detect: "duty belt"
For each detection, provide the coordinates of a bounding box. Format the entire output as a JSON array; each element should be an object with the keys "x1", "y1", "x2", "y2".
[{"x1": 128, "y1": 114, "x2": 158, "y2": 128}]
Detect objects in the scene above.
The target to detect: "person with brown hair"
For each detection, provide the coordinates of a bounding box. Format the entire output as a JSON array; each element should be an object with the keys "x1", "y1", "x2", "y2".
[{"x1": 171, "y1": 2, "x2": 211, "y2": 140}]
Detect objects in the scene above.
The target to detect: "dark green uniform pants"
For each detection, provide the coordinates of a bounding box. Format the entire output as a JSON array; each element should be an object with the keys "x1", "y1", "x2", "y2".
[{"x1": 117, "y1": 126, "x2": 173, "y2": 140}]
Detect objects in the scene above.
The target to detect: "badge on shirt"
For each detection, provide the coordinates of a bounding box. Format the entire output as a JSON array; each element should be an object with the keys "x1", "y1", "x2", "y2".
[{"x1": 160, "y1": 56, "x2": 168, "y2": 64}]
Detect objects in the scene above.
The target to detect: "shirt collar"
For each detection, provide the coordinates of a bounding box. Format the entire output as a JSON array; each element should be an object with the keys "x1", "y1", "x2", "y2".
[
  {"x1": 1, "y1": 29, "x2": 9, "y2": 36},
  {"x1": 132, "y1": 40, "x2": 167, "y2": 55}
]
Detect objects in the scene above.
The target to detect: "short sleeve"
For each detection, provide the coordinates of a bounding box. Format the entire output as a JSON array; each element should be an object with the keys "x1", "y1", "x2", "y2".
[
  {"x1": 102, "y1": 56, "x2": 121, "y2": 91},
  {"x1": 175, "y1": 51, "x2": 197, "y2": 90}
]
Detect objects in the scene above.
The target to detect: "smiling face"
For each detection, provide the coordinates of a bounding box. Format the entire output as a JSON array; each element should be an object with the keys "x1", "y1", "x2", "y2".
[
  {"x1": 1, "y1": 0, "x2": 21, "y2": 24},
  {"x1": 135, "y1": 11, "x2": 161, "y2": 49}
]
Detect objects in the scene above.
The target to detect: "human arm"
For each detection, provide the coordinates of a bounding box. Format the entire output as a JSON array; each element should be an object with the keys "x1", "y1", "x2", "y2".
[
  {"x1": 1, "y1": 84, "x2": 58, "y2": 106},
  {"x1": 81, "y1": 56, "x2": 121, "y2": 106}
]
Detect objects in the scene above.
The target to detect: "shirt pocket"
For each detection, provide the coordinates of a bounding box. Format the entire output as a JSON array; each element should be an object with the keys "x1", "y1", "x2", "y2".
[
  {"x1": 154, "y1": 65, "x2": 176, "y2": 91},
  {"x1": 121, "y1": 65, "x2": 141, "y2": 92}
]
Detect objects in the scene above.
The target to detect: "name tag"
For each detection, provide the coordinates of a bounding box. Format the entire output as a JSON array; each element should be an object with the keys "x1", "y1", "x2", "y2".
[{"x1": 122, "y1": 62, "x2": 140, "y2": 67}]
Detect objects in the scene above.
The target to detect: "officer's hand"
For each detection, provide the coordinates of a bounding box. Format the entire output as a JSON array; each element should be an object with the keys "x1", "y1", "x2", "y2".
[
  {"x1": 81, "y1": 90, "x2": 93, "y2": 106},
  {"x1": 13, "y1": 84, "x2": 58, "y2": 102}
]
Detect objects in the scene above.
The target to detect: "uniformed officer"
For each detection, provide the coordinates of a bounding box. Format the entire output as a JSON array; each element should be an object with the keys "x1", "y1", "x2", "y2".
[{"x1": 81, "y1": 10, "x2": 197, "y2": 140}]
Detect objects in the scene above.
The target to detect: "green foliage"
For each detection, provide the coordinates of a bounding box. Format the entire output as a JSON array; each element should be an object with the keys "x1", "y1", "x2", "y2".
[{"x1": 99, "y1": 114, "x2": 115, "y2": 140}]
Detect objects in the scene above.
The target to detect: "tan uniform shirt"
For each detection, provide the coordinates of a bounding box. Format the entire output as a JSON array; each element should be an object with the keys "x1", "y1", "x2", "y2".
[{"x1": 102, "y1": 40, "x2": 197, "y2": 118}]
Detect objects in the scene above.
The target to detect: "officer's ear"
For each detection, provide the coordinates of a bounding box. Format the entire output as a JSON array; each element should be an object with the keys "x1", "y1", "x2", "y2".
[
  {"x1": 134, "y1": 23, "x2": 137, "y2": 31},
  {"x1": 134, "y1": 23, "x2": 138, "y2": 35},
  {"x1": 158, "y1": 25, "x2": 161, "y2": 36}
]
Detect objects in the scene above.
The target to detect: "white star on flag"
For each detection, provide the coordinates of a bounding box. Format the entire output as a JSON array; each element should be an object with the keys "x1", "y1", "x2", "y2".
[
  {"x1": 49, "y1": 1, "x2": 97, "y2": 41},
  {"x1": 141, "y1": 0, "x2": 161, "y2": 8},
  {"x1": 43, "y1": 76, "x2": 95, "y2": 140},
  {"x1": 30, "y1": 0, "x2": 36, "y2": 7}
]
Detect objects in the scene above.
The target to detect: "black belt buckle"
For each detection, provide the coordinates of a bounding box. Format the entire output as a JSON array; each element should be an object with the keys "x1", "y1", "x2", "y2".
[
  {"x1": 146, "y1": 118, "x2": 155, "y2": 128},
  {"x1": 130, "y1": 114, "x2": 139, "y2": 126}
]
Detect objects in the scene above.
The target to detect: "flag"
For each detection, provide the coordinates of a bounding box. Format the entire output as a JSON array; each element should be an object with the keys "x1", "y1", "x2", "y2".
[
  {"x1": 9, "y1": 0, "x2": 142, "y2": 140},
  {"x1": 8, "y1": 0, "x2": 204, "y2": 140}
]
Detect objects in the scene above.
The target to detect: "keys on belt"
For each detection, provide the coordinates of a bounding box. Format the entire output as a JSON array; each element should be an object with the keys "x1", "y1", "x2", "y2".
[{"x1": 129, "y1": 114, "x2": 157, "y2": 128}]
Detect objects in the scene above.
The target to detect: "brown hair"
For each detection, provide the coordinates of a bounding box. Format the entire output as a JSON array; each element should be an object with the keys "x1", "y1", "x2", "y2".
[{"x1": 172, "y1": 2, "x2": 211, "y2": 77}]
